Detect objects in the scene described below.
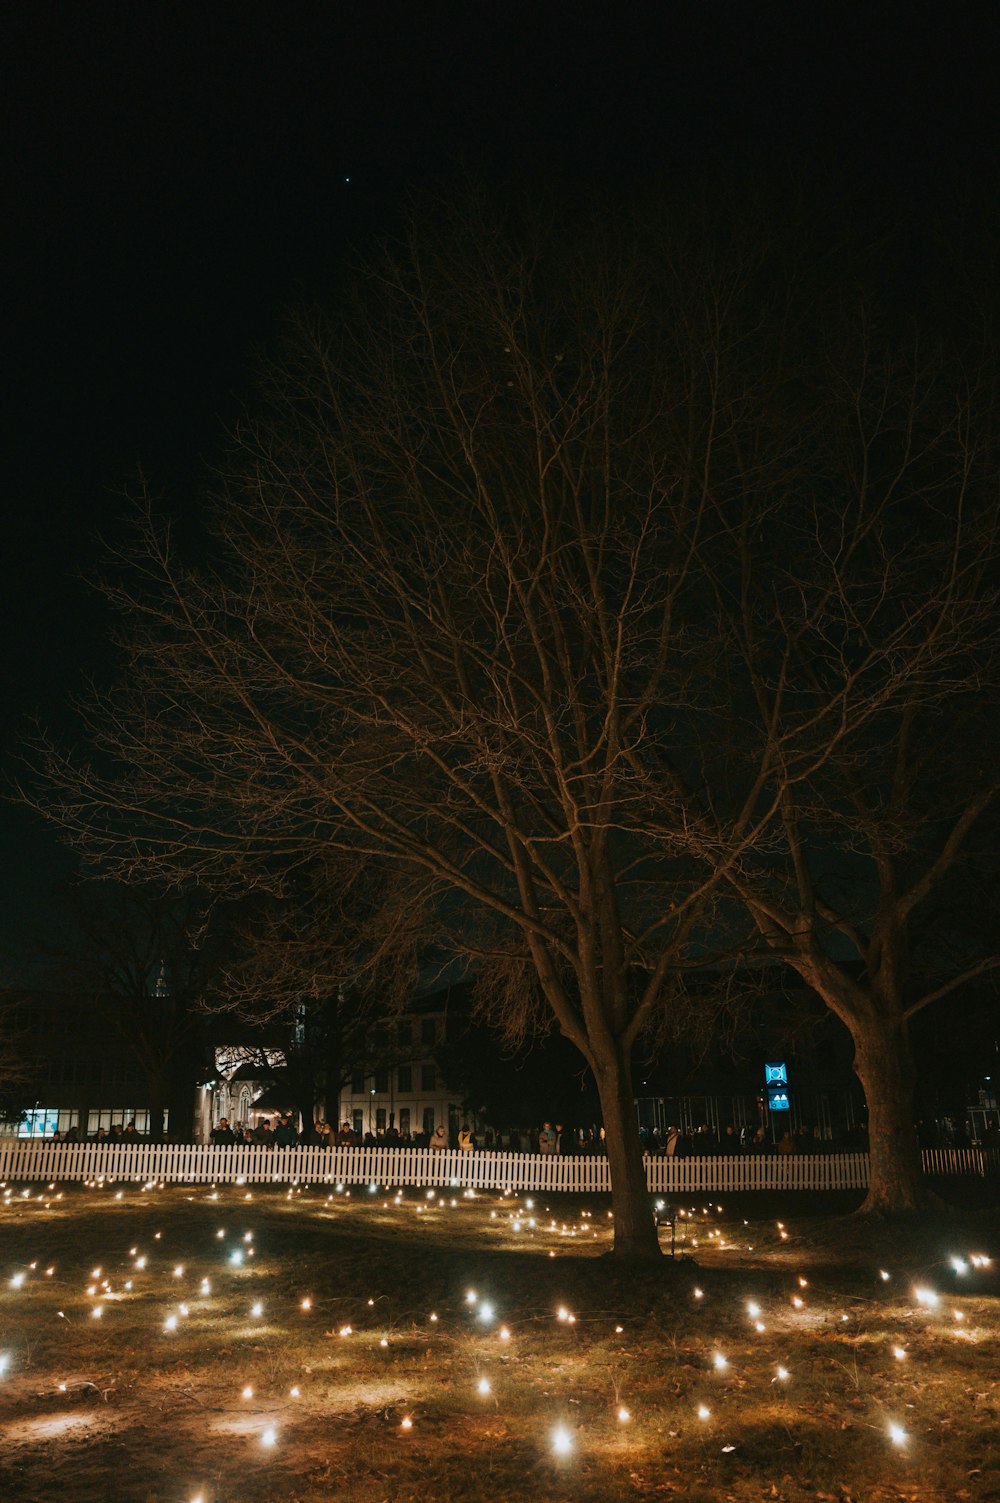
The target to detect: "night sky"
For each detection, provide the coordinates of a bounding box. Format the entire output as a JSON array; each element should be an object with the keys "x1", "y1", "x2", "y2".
[{"x1": 3, "y1": 2, "x2": 998, "y2": 971}]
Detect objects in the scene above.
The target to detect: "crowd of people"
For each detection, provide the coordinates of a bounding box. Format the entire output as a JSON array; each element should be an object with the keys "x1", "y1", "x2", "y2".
[
  {"x1": 46, "y1": 1121, "x2": 145, "y2": 1144},
  {"x1": 196, "y1": 1117, "x2": 608, "y2": 1151},
  {"x1": 43, "y1": 1115, "x2": 999, "y2": 1152},
  {"x1": 202, "y1": 1118, "x2": 854, "y2": 1153},
  {"x1": 208, "y1": 1117, "x2": 544, "y2": 1149}
]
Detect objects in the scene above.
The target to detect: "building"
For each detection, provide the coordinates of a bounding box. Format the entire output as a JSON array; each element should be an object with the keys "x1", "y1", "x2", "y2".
[
  {"x1": 335, "y1": 997, "x2": 469, "y2": 1141},
  {"x1": 0, "y1": 989, "x2": 198, "y2": 1139},
  {"x1": 195, "y1": 988, "x2": 477, "y2": 1143},
  {"x1": 632, "y1": 969, "x2": 864, "y2": 1145},
  {"x1": 6, "y1": 967, "x2": 997, "y2": 1149}
]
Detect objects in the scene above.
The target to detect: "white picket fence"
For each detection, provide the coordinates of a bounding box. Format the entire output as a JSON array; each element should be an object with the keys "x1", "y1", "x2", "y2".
[{"x1": 0, "y1": 1140, "x2": 996, "y2": 1192}]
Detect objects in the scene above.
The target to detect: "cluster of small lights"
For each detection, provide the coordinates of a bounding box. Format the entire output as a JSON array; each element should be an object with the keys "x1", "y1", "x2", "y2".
[{"x1": 2, "y1": 1178, "x2": 995, "y2": 1489}]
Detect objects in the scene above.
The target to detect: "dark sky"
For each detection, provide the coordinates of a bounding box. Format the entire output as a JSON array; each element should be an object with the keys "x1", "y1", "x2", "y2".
[{"x1": 2, "y1": 1, "x2": 998, "y2": 970}]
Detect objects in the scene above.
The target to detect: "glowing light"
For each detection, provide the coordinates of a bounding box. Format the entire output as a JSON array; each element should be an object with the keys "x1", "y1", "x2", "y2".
[
  {"x1": 242, "y1": 1385, "x2": 254, "y2": 1399},
  {"x1": 776, "y1": 1366, "x2": 790, "y2": 1381},
  {"x1": 477, "y1": 1377, "x2": 491, "y2": 1395},
  {"x1": 289, "y1": 1385, "x2": 300, "y2": 1397},
  {"x1": 251, "y1": 1302, "x2": 263, "y2": 1318},
  {"x1": 261, "y1": 1426, "x2": 277, "y2": 1448},
  {"x1": 91, "y1": 1305, "x2": 103, "y2": 1319},
  {"x1": 713, "y1": 1352, "x2": 729, "y2": 1371},
  {"x1": 300, "y1": 1298, "x2": 312, "y2": 1310},
  {"x1": 893, "y1": 1346, "x2": 906, "y2": 1361},
  {"x1": 880, "y1": 1269, "x2": 890, "y2": 1281},
  {"x1": 914, "y1": 1286, "x2": 940, "y2": 1308},
  {"x1": 617, "y1": 1405, "x2": 631, "y2": 1422},
  {"x1": 551, "y1": 1424, "x2": 573, "y2": 1456},
  {"x1": 746, "y1": 1300, "x2": 761, "y2": 1318},
  {"x1": 400, "y1": 1416, "x2": 413, "y2": 1431},
  {"x1": 173, "y1": 1265, "x2": 184, "y2": 1278},
  {"x1": 163, "y1": 1315, "x2": 178, "y2": 1332},
  {"x1": 951, "y1": 1258, "x2": 968, "y2": 1276},
  {"x1": 888, "y1": 1421, "x2": 907, "y2": 1446},
  {"x1": 478, "y1": 1301, "x2": 495, "y2": 1323},
  {"x1": 693, "y1": 1287, "x2": 704, "y2": 1299},
  {"x1": 697, "y1": 1404, "x2": 711, "y2": 1420}
]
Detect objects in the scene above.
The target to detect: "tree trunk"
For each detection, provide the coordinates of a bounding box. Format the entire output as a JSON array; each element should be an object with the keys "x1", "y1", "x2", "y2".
[
  {"x1": 851, "y1": 1010, "x2": 928, "y2": 1212},
  {"x1": 296, "y1": 1089, "x2": 317, "y2": 1143},
  {"x1": 592, "y1": 1047, "x2": 661, "y2": 1259},
  {"x1": 146, "y1": 1074, "x2": 166, "y2": 1143},
  {"x1": 323, "y1": 1033, "x2": 344, "y2": 1129}
]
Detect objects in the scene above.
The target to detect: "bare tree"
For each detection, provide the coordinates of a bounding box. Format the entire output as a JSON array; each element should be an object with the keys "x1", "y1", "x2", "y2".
[
  {"x1": 27, "y1": 190, "x2": 999, "y2": 1236},
  {"x1": 688, "y1": 330, "x2": 1000, "y2": 1209},
  {"x1": 34, "y1": 192, "x2": 784, "y2": 1255}
]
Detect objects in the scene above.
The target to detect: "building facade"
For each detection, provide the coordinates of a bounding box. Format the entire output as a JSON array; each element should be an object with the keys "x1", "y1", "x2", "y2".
[
  {"x1": 0, "y1": 990, "x2": 183, "y2": 1138},
  {"x1": 334, "y1": 1003, "x2": 472, "y2": 1141}
]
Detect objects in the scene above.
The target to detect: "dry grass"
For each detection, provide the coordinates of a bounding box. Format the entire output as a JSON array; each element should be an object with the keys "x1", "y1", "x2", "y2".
[{"x1": 0, "y1": 1179, "x2": 998, "y2": 1502}]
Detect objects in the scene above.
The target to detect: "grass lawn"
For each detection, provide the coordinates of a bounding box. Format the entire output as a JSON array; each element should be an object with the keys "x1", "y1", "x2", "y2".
[{"x1": 0, "y1": 1177, "x2": 998, "y2": 1503}]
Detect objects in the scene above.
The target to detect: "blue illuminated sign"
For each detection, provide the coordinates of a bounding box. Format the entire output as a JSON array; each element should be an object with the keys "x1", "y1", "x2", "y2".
[
  {"x1": 767, "y1": 1087, "x2": 790, "y2": 1112},
  {"x1": 764, "y1": 1061, "x2": 788, "y2": 1085}
]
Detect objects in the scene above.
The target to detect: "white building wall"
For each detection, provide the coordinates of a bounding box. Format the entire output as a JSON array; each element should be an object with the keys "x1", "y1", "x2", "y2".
[{"x1": 334, "y1": 1009, "x2": 476, "y2": 1139}]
